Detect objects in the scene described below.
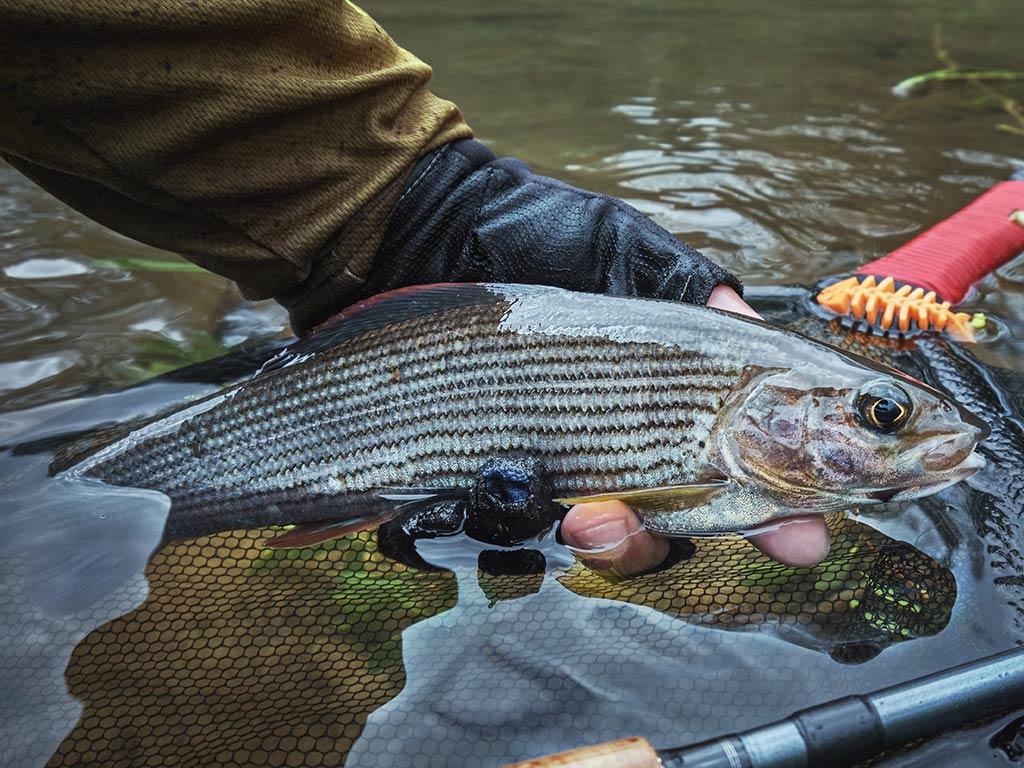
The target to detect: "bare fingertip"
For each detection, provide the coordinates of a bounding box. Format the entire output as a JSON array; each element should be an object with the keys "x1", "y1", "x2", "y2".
[
  {"x1": 748, "y1": 515, "x2": 830, "y2": 568},
  {"x1": 561, "y1": 501, "x2": 669, "y2": 576}
]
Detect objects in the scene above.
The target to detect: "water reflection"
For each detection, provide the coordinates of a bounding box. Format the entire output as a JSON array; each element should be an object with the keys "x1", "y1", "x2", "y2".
[
  {"x1": 0, "y1": 375, "x2": 230, "y2": 768},
  {"x1": 598, "y1": 96, "x2": 999, "y2": 286},
  {"x1": 0, "y1": 460, "x2": 163, "y2": 768},
  {"x1": 345, "y1": 508, "x2": 1008, "y2": 767}
]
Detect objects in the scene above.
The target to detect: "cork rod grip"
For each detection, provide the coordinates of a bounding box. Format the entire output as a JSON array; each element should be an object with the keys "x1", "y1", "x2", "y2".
[{"x1": 502, "y1": 737, "x2": 661, "y2": 768}]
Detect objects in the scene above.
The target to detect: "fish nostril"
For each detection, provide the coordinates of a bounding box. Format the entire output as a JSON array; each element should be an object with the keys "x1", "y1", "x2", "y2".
[{"x1": 957, "y1": 406, "x2": 991, "y2": 440}]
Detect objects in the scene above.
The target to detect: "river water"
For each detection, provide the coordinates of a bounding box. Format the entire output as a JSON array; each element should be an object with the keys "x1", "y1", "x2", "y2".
[{"x1": 1, "y1": 1, "x2": 1022, "y2": 766}]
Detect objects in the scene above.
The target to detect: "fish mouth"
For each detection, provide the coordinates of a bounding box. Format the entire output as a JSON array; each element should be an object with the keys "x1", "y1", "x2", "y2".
[
  {"x1": 918, "y1": 425, "x2": 988, "y2": 471},
  {"x1": 866, "y1": 450, "x2": 986, "y2": 503}
]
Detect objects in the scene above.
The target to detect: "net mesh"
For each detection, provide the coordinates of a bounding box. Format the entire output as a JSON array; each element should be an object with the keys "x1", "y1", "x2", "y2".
[
  {"x1": 2, "y1": 300, "x2": 1018, "y2": 768},
  {"x1": 42, "y1": 513, "x2": 954, "y2": 767}
]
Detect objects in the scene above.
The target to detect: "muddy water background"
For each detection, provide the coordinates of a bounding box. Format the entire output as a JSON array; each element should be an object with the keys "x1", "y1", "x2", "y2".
[
  {"x1": 1, "y1": 0, "x2": 1024, "y2": 766},
  {"x1": 2, "y1": 0, "x2": 1024, "y2": 409},
  {"x1": 2, "y1": 0, "x2": 1024, "y2": 413}
]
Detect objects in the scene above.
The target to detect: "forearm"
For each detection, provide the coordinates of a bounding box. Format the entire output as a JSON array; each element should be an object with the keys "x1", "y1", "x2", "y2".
[
  {"x1": 0, "y1": 0, "x2": 741, "y2": 336},
  {"x1": 0, "y1": 0, "x2": 470, "y2": 303}
]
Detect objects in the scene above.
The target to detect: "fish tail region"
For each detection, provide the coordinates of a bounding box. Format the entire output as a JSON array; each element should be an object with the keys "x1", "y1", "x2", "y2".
[{"x1": 0, "y1": 453, "x2": 170, "y2": 767}]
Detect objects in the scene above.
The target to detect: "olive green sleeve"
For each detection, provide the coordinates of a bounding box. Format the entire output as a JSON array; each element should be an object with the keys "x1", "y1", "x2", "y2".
[{"x1": 0, "y1": 0, "x2": 471, "y2": 311}]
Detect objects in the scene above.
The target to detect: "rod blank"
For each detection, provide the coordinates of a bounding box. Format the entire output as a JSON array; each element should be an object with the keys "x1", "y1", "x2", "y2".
[{"x1": 504, "y1": 647, "x2": 1024, "y2": 768}]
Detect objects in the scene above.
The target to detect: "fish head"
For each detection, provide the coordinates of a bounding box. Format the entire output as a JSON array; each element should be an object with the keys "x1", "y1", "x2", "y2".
[{"x1": 719, "y1": 362, "x2": 990, "y2": 512}]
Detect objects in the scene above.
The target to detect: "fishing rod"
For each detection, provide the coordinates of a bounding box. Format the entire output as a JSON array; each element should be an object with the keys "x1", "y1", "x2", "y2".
[{"x1": 504, "y1": 645, "x2": 1024, "y2": 768}]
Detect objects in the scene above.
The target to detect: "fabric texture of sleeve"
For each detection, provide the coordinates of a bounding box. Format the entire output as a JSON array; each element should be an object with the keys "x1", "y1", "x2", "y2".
[{"x1": 0, "y1": 0, "x2": 471, "y2": 302}]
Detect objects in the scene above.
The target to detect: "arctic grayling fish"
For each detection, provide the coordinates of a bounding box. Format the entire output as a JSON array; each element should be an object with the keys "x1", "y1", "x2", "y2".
[{"x1": 52, "y1": 283, "x2": 987, "y2": 555}]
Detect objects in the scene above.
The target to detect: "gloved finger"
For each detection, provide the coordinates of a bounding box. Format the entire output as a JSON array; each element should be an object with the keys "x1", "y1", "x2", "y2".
[
  {"x1": 746, "y1": 515, "x2": 831, "y2": 568},
  {"x1": 560, "y1": 501, "x2": 669, "y2": 577},
  {"x1": 468, "y1": 456, "x2": 557, "y2": 546},
  {"x1": 376, "y1": 500, "x2": 467, "y2": 572}
]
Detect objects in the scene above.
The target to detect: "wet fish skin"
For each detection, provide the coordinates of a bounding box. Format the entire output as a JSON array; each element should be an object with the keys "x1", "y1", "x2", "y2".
[{"x1": 52, "y1": 283, "x2": 989, "y2": 541}]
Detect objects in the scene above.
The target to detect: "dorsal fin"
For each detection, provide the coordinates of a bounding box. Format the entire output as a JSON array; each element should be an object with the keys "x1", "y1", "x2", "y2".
[
  {"x1": 257, "y1": 283, "x2": 520, "y2": 375},
  {"x1": 156, "y1": 338, "x2": 291, "y2": 386}
]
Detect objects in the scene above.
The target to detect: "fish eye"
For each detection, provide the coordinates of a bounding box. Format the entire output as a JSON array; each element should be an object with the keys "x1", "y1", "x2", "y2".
[{"x1": 857, "y1": 381, "x2": 912, "y2": 434}]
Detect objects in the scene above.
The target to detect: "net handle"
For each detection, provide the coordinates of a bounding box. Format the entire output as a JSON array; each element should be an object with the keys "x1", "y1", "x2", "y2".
[{"x1": 855, "y1": 180, "x2": 1024, "y2": 304}]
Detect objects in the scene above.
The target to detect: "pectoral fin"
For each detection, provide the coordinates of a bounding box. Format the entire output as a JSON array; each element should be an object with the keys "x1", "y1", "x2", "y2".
[
  {"x1": 264, "y1": 516, "x2": 393, "y2": 548},
  {"x1": 264, "y1": 487, "x2": 468, "y2": 549},
  {"x1": 555, "y1": 479, "x2": 730, "y2": 516}
]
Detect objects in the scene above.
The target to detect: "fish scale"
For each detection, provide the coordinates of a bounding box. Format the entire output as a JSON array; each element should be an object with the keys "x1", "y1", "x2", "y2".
[{"x1": 55, "y1": 283, "x2": 986, "y2": 543}]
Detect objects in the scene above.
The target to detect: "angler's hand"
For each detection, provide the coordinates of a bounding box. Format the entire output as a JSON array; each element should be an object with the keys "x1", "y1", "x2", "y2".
[
  {"x1": 377, "y1": 457, "x2": 561, "y2": 573},
  {"x1": 561, "y1": 286, "x2": 831, "y2": 573},
  {"x1": 354, "y1": 139, "x2": 742, "y2": 317}
]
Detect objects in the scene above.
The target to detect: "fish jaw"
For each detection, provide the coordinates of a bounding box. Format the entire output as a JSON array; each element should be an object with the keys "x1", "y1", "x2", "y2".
[
  {"x1": 917, "y1": 427, "x2": 988, "y2": 472},
  {"x1": 855, "y1": 420, "x2": 989, "y2": 505},
  {"x1": 863, "y1": 448, "x2": 986, "y2": 504}
]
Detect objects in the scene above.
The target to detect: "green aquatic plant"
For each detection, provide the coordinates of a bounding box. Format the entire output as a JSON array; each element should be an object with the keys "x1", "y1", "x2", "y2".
[
  {"x1": 90, "y1": 255, "x2": 231, "y2": 384},
  {"x1": 89, "y1": 255, "x2": 206, "y2": 273},
  {"x1": 895, "y1": 25, "x2": 1024, "y2": 139},
  {"x1": 250, "y1": 532, "x2": 458, "y2": 673},
  {"x1": 113, "y1": 331, "x2": 232, "y2": 384},
  {"x1": 894, "y1": 68, "x2": 1024, "y2": 97},
  {"x1": 328, "y1": 564, "x2": 457, "y2": 672}
]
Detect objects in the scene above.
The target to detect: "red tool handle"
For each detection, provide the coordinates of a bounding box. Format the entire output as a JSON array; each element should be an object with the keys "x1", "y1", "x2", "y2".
[{"x1": 856, "y1": 180, "x2": 1024, "y2": 304}]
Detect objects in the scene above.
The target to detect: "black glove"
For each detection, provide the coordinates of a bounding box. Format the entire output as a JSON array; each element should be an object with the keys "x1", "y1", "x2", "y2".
[
  {"x1": 295, "y1": 139, "x2": 741, "y2": 333},
  {"x1": 377, "y1": 456, "x2": 698, "y2": 578},
  {"x1": 377, "y1": 457, "x2": 559, "y2": 574}
]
